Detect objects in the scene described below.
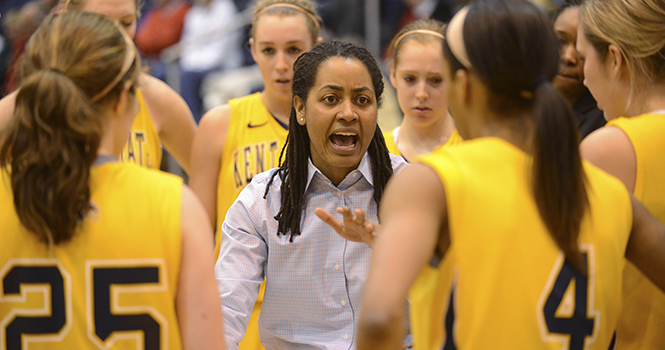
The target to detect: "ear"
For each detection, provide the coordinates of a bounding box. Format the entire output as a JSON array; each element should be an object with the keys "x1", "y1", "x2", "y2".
[
  {"x1": 294, "y1": 95, "x2": 306, "y2": 125},
  {"x1": 389, "y1": 66, "x2": 397, "y2": 88},
  {"x1": 113, "y1": 81, "x2": 134, "y2": 116},
  {"x1": 455, "y1": 69, "x2": 471, "y2": 105},
  {"x1": 607, "y1": 44, "x2": 625, "y2": 79}
]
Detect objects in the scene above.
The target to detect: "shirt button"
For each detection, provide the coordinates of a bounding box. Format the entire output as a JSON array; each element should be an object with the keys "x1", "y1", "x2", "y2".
[
  {"x1": 343, "y1": 334, "x2": 349, "y2": 340},
  {"x1": 341, "y1": 300, "x2": 346, "y2": 306},
  {"x1": 334, "y1": 264, "x2": 340, "y2": 270}
]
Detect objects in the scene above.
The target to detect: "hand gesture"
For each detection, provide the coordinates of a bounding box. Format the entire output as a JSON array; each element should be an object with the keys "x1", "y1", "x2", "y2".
[{"x1": 315, "y1": 206, "x2": 380, "y2": 248}]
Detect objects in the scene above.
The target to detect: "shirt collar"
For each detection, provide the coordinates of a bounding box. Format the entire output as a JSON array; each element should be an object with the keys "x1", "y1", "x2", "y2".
[{"x1": 305, "y1": 152, "x2": 373, "y2": 190}]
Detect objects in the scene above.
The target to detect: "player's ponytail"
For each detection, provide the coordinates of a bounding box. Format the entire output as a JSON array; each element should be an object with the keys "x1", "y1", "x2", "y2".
[
  {"x1": 0, "y1": 12, "x2": 140, "y2": 246},
  {"x1": 531, "y1": 81, "x2": 589, "y2": 273},
  {"x1": 446, "y1": 0, "x2": 589, "y2": 272},
  {"x1": 1, "y1": 70, "x2": 102, "y2": 245}
]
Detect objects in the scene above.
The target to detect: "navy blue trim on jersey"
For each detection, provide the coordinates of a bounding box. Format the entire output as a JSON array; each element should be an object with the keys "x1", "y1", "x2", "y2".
[{"x1": 442, "y1": 288, "x2": 457, "y2": 350}]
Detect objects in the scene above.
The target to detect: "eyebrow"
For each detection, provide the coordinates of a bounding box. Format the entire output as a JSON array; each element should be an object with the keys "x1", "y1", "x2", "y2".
[
  {"x1": 256, "y1": 40, "x2": 306, "y2": 46},
  {"x1": 318, "y1": 85, "x2": 373, "y2": 94}
]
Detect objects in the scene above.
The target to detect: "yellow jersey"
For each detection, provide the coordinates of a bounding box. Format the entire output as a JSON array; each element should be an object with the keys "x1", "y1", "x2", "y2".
[
  {"x1": 214, "y1": 92, "x2": 288, "y2": 254},
  {"x1": 0, "y1": 161, "x2": 183, "y2": 349},
  {"x1": 383, "y1": 126, "x2": 462, "y2": 160},
  {"x1": 609, "y1": 112, "x2": 665, "y2": 350},
  {"x1": 412, "y1": 137, "x2": 632, "y2": 350},
  {"x1": 119, "y1": 89, "x2": 163, "y2": 170},
  {"x1": 215, "y1": 93, "x2": 287, "y2": 350}
]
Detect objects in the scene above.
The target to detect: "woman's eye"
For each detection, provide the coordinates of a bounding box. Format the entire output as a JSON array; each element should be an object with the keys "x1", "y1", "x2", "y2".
[
  {"x1": 430, "y1": 77, "x2": 443, "y2": 84},
  {"x1": 323, "y1": 95, "x2": 337, "y2": 104},
  {"x1": 403, "y1": 76, "x2": 415, "y2": 83},
  {"x1": 357, "y1": 96, "x2": 370, "y2": 105},
  {"x1": 288, "y1": 47, "x2": 303, "y2": 55},
  {"x1": 262, "y1": 48, "x2": 275, "y2": 55}
]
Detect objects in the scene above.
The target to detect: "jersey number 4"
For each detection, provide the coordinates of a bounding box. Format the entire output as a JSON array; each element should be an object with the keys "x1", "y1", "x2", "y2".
[
  {"x1": 538, "y1": 252, "x2": 600, "y2": 350},
  {"x1": 0, "y1": 259, "x2": 166, "y2": 350}
]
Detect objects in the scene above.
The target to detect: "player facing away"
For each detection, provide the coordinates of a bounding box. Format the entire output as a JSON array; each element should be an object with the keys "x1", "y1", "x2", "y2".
[{"x1": 0, "y1": 12, "x2": 224, "y2": 350}]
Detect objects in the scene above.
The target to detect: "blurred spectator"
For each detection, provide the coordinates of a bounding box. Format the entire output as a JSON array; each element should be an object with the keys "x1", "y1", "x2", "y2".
[
  {"x1": 135, "y1": 0, "x2": 191, "y2": 58},
  {"x1": 0, "y1": 31, "x2": 9, "y2": 97},
  {"x1": 179, "y1": 0, "x2": 243, "y2": 123},
  {"x1": 135, "y1": 0, "x2": 191, "y2": 80},
  {"x1": 3, "y1": 1, "x2": 49, "y2": 94}
]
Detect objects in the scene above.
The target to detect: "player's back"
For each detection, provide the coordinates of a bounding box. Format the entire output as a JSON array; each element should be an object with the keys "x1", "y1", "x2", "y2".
[
  {"x1": 412, "y1": 137, "x2": 632, "y2": 350},
  {"x1": 0, "y1": 161, "x2": 183, "y2": 350}
]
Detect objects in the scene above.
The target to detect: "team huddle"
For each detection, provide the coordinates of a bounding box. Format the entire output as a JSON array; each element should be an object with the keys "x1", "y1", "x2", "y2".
[{"x1": 1, "y1": 0, "x2": 665, "y2": 349}]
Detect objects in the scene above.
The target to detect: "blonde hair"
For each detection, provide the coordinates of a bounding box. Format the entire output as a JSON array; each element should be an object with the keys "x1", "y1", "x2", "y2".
[
  {"x1": 1, "y1": 12, "x2": 140, "y2": 246},
  {"x1": 580, "y1": 0, "x2": 665, "y2": 102},
  {"x1": 251, "y1": 0, "x2": 321, "y2": 44},
  {"x1": 387, "y1": 18, "x2": 447, "y2": 69}
]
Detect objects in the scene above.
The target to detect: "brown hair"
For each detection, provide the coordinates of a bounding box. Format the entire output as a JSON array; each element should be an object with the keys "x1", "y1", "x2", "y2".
[
  {"x1": 445, "y1": 0, "x2": 589, "y2": 272},
  {"x1": 387, "y1": 18, "x2": 446, "y2": 69},
  {"x1": 0, "y1": 12, "x2": 140, "y2": 246},
  {"x1": 251, "y1": 0, "x2": 322, "y2": 44},
  {"x1": 579, "y1": 0, "x2": 665, "y2": 109}
]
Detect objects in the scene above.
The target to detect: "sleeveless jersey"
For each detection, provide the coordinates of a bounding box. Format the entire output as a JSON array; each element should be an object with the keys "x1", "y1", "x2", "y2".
[
  {"x1": 608, "y1": 112, "x2": 665, "y2": 350},
  {"x1": 119, "y1": 89, "x2": 163, "y2": 170},
  {"x1": 215, "y1": 92, "x2": 287, "y2": 350},
  {"x1": 411, "y1": 137, "x2": 632, "y2": 350},
  {"x1": 214, "y1": 92, "x2": 288, "y2": 254},
  {"x1": 383, "y1": 126, "x2": 462, "y2": 158},
  {"x1": 0, "y1": 162, "x2": 183, "y2": 349}
]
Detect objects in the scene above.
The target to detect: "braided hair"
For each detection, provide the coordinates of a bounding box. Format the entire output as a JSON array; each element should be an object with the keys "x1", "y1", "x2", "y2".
[{"x1": 265, "y1": 40, "x2": 393, "y2": 242}]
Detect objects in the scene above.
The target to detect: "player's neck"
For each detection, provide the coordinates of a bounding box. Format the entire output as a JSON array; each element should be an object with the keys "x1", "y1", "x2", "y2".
[{"x1": 261, "y1": 91, "x2": 292, "y2": 125}]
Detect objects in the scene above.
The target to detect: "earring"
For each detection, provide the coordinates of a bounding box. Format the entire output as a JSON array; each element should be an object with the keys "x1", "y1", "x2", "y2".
[{"x1": 300, "y1": 118, "x2": 304, "y2": 122}]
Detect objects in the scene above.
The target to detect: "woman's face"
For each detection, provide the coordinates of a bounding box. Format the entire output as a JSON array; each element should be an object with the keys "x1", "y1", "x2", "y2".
[
  {"x1": 251, "y1": 14, "x2": 314, "y2": 102},
  {"x1": 552, "y1": 7, "x2": 587, "y2": 103},
  {"x1": 295, "y1": 57, "x2": 378, "y2": 185},
  {"x1": 576, "y1": 26, "x2": 625, "y2": 120},
  {"x1": 82, "y1": 0, "x2": 138, "y2": 38},
  {"x1": 390, "y1": 39, "x2": 448, "y2": 128}
]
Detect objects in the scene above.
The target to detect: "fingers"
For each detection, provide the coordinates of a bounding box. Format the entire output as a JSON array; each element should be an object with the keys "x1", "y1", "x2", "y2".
[
  {"x1": 315, "y1": 207, "x2": 344, "y2": 232},
  {"x1": 354, "y1": 208, "x2": 366, "y2": 226}
]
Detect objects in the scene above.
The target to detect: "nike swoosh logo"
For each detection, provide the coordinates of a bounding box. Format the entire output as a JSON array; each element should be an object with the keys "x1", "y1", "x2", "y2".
[{"x1": 248, "y1": 121, "x2": 268, "y2": 128}]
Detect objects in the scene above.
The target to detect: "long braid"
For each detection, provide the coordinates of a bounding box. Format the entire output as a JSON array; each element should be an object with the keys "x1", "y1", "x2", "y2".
[
  {"x1": 265, "y1": 41, "x2": 390, "y2": 242},
  {"x1": 367, "y1": 126, "x2": 393, "y2": 212}
]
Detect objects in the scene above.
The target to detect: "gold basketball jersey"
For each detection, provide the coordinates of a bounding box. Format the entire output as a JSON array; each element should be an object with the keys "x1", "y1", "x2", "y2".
[
  {"x1": 214, "y1": 92, "x2": 288, "y2": 253},
  {"x1": 0, "y1": 162, "x2": 183, "y2": 349},
  {"x1": 411, "y1": 137, "x2": 632, "y2": 350},
  {"x1": 383, "y1": 127, "x2": 462, "y2": 158},
  {"x1": 609, "y1": 112, "x2": 665, "y2": 350},
  {"x1": 119, "y1": 89, "x2": 163, "y2": 170}
]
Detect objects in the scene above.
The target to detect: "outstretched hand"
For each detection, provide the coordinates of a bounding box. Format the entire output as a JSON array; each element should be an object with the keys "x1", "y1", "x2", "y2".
[{"x1": 315, "y1": 206, "x2": 380, "y2": 248}]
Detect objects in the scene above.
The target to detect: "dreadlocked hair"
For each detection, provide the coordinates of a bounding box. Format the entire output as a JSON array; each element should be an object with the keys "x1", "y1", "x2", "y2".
[{"x1": 264, "y1": 40, "x2": 393, "y2": 242}]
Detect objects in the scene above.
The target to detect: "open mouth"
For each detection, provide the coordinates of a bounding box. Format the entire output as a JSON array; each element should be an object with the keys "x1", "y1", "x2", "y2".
[{"x1": 330, "y1": 131, "x2": 359, "y2": 152}]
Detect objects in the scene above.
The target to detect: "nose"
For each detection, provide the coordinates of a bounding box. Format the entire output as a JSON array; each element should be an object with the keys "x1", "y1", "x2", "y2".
[
  {"x1": 275, "y1": 51, "x2": 290, "y2": 73},
  {"x1": 337, "y1": 99, "x2": 358, "y2": 122},
  {"x1": 415, "y1": 81, "x2": 428, "y2": 102},
  {"x1": 561, "y1": 43, "x2": 579, "y2": 67}
]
